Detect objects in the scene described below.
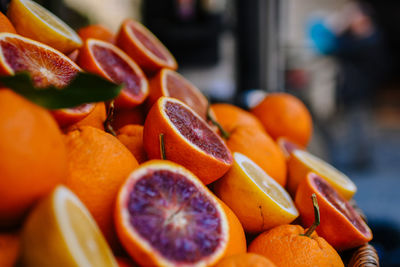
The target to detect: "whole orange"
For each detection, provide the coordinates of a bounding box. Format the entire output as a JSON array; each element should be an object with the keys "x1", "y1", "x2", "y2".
[
  {"x1": 214, "y1": 253, "x2": 276, "y2": 267},
  {"x1": 117, "y1": 124, "x2": 147, "y2": 164},
  {"x1": 248, "y1": 224, "x2": 344, "y2": 267},
  {"x1": 0, "y1": 12, "x2": 16, "y2": 33},
  {"x1": 250, "y1": 93, "x2": 313, "y2": 147},
  {"x1": 0, "y1": 89, "x2": 67, "y2": 227},
  {"x1": 0, "y1": 232, "x2": 20, "y2": 267},
  {"x1": 64, "y1": 126, "x2": 138, "y2": 248},
  {"x1": 212, "y1": 104, "x2": 286, "y2": 186}
]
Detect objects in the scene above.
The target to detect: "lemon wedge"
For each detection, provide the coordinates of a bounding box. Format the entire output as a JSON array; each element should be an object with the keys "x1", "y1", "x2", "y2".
[
  {"x1": 20, "y1": 186, "x2": 118, "y2": 267},
  {"x1": 7, "y1": 0, "x2": 82, "y2": 53},
  {"x1": 288, "y1": 150, "x2": 357, "y2": 200},
  {"x1": 214, "y1": 152, "x2": 298, "y2": 233}
]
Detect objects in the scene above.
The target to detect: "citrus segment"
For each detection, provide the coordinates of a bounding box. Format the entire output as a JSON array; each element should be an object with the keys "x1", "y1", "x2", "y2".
[
  {"x1": 7, "y1": 0, "x2": 82, "y2": 53},
  {"x1": 20, "y1": 186, "x2": 118, "y2": 267},
  {"x1": 144, "y1": 97, "x2": 232, "y2": 184},
  {"x1": 295, "y1": 173, "x2": 372, "y2": 250},
  {"x1": 78, "y1": 38, "x2": 149, "y2": 108},
  {"x1": 214, "y1": 152, "x2": 298, "y2": 233},
  {"x1": 148, "y1": 69, "x2": 209, "y2": 120},
  {"x1": 115, "y1": 160, "x2": 229, "y2": 267},
  {"x1": 117, "y1": 19, "x2": 177, "y2": 73},
  {"x1": 288, "y1": 150, "x2": 357, "y2": 200}
]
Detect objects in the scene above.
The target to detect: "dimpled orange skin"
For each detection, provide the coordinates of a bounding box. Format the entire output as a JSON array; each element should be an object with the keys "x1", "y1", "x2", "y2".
[
  {"x1": 214, "y1": 253, "x2": 277, "y2": 267},
  {"x1": 250, "y1": 93, "x2": 313, "y2": 147},
  {"x1": 212, "y1": 104, "x2": 287, "y2": 186},
  {"x1": 116, "y1": 19, "x2": 177, "y2": 74},
  {"x1": 117, "y1": 124, "x2": 148, "y2": 164},
  {"x1": 0, "y1": 12, "x2": 16, "y2": 33},
  {"x1": 295, "y1": 173, "x2": 373, "y2": 251},
  {"x1": 248, "y1": 224, "x2": 344, "y2": 267},
  {"x1": 65, "y1": 102, "x2": 107, "y2": 132},
  {"x1": 0, "y1": 89, "x2": 67, "y2": 227},
  {"x1": 78, "y1": 24, "x2": 115, "y2": 43},
  {"x1": 217, "y1": 200, "x2": 247, "y2": 259},
  {"x1": 143, "y1": 97, "x2": 233, "y2": 185},
  {"x1": 0, "y1": 232, "x2": 20, "y2": 267},
  {"x1": 64, "y1": 126, "x2": 139, "y2": 249}
]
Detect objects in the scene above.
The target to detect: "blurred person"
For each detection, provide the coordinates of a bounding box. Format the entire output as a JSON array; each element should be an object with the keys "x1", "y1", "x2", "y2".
[{"x1": 308, "y1": 2, "x2": 389, "y2": 170}]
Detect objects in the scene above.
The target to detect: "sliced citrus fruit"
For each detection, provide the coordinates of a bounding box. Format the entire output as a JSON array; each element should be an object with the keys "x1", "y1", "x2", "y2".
[
  {"x1": 214, "y1": 152, "x2": 298, "y2": 233},
  {"x1": 295, "y1": 172, "x2": 372, "y2": 250},
  {"x1": 148, "y1": 68, "x2": 209, "y2": 120},
  {"x1": 276, "y1": 136, "x2": 303, "y2": 160},
  {"x1": 78, "y1": 38, "x2": 149, "y2": 109},
  {"x1": 7, "y1": 0, "x2": 82, "y2": 53},
  {"x1": 78, "y1": 24, "x2": 115, "y2": 43},
  {"x1": 143, "y1": 96, "x2": 233, "y2": 184},
  {"x1": 20, "y1": 186, "x2": 118, "y2": 267},
  {"x1": 0, "y1": 33, "x2": 94, "y2": 127},
  {"x1": 115, "y1": 160, "x2": 229, "y2": 267},
  {"x1": 116, "y1": 19, "x2": 177, "y2": 73},
  {"x1": 288, "y1": 150, "x2": 357, "y2": 200}
]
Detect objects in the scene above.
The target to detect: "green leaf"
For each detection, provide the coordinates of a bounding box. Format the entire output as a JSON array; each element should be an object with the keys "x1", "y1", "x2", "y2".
[{"x1": 0, "y1": 72, "x2": 123, "y2": 109}]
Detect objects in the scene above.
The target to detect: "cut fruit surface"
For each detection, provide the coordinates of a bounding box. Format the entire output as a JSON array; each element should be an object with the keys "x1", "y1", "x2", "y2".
[
  {"x1": 20, "y1": 186, "x2": 118, "y2": 267},
  {"x1": 117, "y1": 19, "x2": 177, "y2": 73},
  {"x1": 0, "y1": 33, "x2": 91, "y2": 127},
  {"x1": 288, "y1": 150, "x2": 357, "y2": 200},
  {"x1": 295, "y1": 173, "x2": 372, "y2": 250},
  {"x1": 214, "y1": 152, "x2": 298, "y2": 233},
  {"x1": 143, "y1": 97, "x2": 233, "y2": 184},
  {"x1": 115, "y1": 160, "x2": 229, "y2": 267},
  {"x1": 148, "y1": 69, "x2": 209, "y2": 120},
  {"x1": 276, "y1": 137, "x2": 303, "y2": 160},
  {"x1": 7, "y1": 0, "x2": 82, "y2": 53},
  {"x1": 78, "y1": 38, "x2": 149, "y2": 108},
  {"x1": 78, "y1": 24, "x2": 115, "y2": 43}
]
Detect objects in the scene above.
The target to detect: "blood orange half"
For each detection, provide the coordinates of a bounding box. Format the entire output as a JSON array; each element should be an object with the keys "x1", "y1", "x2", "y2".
[
  {"x1": 295, "y1": 172, "x2": 372, "y2": 251},
  {"x1": 115, "y1": 160, "x2": 229, "y2": 267},
  {"x1": 78, "y1": 38, "x2": 149, "y2": 109},
  {"x1": 148, "y1": 68, "x2": 209, "y2": 120},
  {"x1": 0, "y1": 33, "x2": 93, "y2": 127},
  {"x1": 116, "y1": 19, "x2": 177, "y2": 73},
  {"x1": 143, "y1": 97, "x2": 233, "y2": 184}
]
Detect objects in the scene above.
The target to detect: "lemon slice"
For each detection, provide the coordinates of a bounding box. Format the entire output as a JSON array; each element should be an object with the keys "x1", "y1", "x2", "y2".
[
  {"x1": 214, "y1": 152, "x2": 298, "y2": 233},
  {"x1": 7, "y1": 0, "x2": 82, "y2": 53},
  {"x1": 288, "y1": 150, "x2": 357, "y2": 200},
  {"x1": 20, "y1": 186, "x2": 118, "y2": 267}
]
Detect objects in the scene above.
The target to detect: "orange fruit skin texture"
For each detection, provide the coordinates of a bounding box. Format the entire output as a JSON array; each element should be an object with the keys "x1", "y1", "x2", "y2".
[
  {"x1": 295, "y1": 173, "x2": 372, "y2": 251},
  {"x1": 78, "y1": 24, "x2": 115, "y2": 43},
  {"x1": 248, "y1": 224, "x2": 344, "y2": 267},
  {"x1": 51, "y1": 104, "x2": 96, "y2": 128},
  {"x1": 0, "y1": 232, "x2": 20, "y2": 267},
  {"x1": 65, "y1": 102, "x2": 107, "y2": 132},
  {"x1": 250, "y1": 93, "x2": 313, "y2": 147},
  {"x1": 64, "y1": 126, "x2": 139, "y2": 249},
  {"x1": 143, "y1": 98, "x2": 233, "y2": 185},
  {"x1": 0, "y1": 89, "x2": 67, "y2": 227},
  {"x1": 116, "y1": 19, "x2": 177, "y2": 74},
  {"x1": 212, "y1": 104, "x2": 287, "y2": 186},
  {"x1": 117, "y1": 124, "x2": 148, "y2": 164},
  {"x1": 112, "y1": 105, "x2": 146, "y2": 130},
  {"x1": 217, "y1": 200, "x2": 247, "y2": 259},
  {"x1": 214, "y1": 253, "x2": 277, "y2": 267},
  {"x1": 0, "y1": 12, "x2": 16, "y2": 33}
]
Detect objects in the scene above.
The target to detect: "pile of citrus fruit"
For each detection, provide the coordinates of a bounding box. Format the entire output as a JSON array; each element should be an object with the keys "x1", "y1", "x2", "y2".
[{"x1": 0, "y1": 0, "x2": 374, "y2": 266}]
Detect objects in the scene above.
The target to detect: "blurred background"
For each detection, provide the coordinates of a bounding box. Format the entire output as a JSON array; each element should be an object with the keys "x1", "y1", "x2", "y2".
[{"x1": 22, "y1": 0, "x2": 400, "y2": 265}]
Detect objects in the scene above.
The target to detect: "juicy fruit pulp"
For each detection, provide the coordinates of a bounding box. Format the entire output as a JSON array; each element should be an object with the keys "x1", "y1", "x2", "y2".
[
  {"x1": 20, "y1": 186, "x2": 118, "y2": 267},
  {"x1": 0, "y1": 33, "x2": 80, "y2": 87},
  {"x1": 115, "y1": 161, "x2": 229, "y2": 267},
  {"x1": 164, "y1": 100, "x2": 230, "y2": 163},
  {"x1": 128, "y1": 169, "x2": 223, "y2": 262},
  {"x1": 312, "y1": 174, "x2": 370, "y2": 235}
]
